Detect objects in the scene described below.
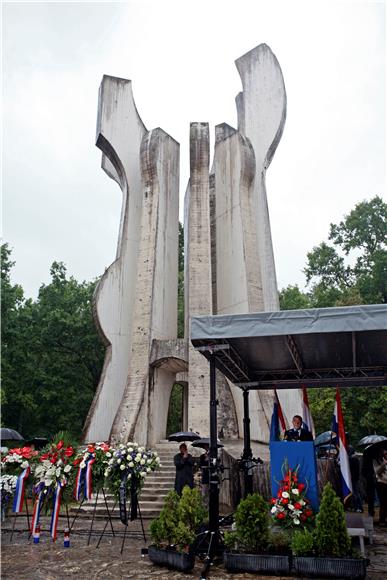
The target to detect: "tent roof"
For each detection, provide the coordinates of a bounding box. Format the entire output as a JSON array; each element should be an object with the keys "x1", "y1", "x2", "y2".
[{"x1": 191, "y1": 304, "x2": 387, "y2": 390}]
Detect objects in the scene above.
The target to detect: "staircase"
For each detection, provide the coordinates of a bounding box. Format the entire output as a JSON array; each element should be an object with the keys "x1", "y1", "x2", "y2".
[{"x1": 77, "y1": 441, "x2": 179, "y2": 519}]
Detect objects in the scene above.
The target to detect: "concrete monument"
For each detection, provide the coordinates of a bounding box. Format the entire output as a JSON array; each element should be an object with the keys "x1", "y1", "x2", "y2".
[{"x1": 83, "y1": 44, "x2": 302, "y2": 446}]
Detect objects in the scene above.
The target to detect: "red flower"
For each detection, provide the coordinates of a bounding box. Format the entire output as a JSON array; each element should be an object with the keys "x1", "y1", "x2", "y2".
[
  {"x1": 305, "y1": 509, "x2": 313, "y2": 517},
  {"x1": 298, "y1": 483, "x2": 305, "y2": 491},
  {"x1": 100, "y1": 443, "x2": 110, "y2": 453},
  {"x1": 73, "y1": 458, "x2": 82, "y2": 466},
  {"x1": 271, "y1": 498, "x2": 277, "y2": 504},
  {"x1": 277, "y1": 491, "x2": 282, "y2": 498},
  {"x1": 281, "y1": 498, "x2": 289, "y2": 505},
  {"x1": 65, "y1": 446, "x2": 74, "y2": 457},
  {"x1": 56, "y1": 440, "x2": 64, "y2": 450},
  {"x1": 40, "y1": 453, "x2": 49, "y2": 461},
  {"x1": 87, "y1": 445, "x2": 96, "y2": 453},
  {"x1": 10, "y1": 448, "x2": 22, "y2": 455},
  {"x1": 301, "y1": 514, "x2": 307, "y2": 521},
  {"x1": 277, "y1": 512, "x2": 285, "y2": 519},
  {"x1": 50, "y1": 452, "x2": 58, "y2": 464},
  {"x1": 293, "y1": 475, "x2": 298, "y2": 482},
  {"x1": 294, "y1": 502, "x2": 302, "y2": 510}
]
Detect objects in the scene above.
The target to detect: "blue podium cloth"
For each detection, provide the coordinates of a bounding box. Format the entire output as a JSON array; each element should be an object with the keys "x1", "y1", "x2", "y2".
[{"x1": 270, "y1": 441, "x2": 319, "y2": 512}]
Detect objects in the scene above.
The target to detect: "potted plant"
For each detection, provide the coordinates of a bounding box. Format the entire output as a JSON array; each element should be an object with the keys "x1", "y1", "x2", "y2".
[
  {"x1": 223, "y1": 493, "x2": 290, "y2": 574},
  {"x1": 149, "y1": 486, "x2": 206, "y2": 571},
  {"x1": 291, "y1": 482, "x2": 367, "y2": 579}
]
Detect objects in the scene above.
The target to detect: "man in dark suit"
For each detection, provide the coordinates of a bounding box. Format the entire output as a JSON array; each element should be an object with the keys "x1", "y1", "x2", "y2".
[{"x1": 284, "y1": 415, "x2": 313, "y2": 441}]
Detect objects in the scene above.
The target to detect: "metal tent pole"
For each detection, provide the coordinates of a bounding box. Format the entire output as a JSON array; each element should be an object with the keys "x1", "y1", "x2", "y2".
[
  {"x1": 208, "y1": 352, "x2": 219, "y2": 557},
  {"x1": 242, "y1": 388, "x2": 253, "y2": 496}
]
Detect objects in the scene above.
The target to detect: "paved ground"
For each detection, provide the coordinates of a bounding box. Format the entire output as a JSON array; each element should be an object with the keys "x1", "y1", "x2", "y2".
[{"x1": 1, "y1": 515, "x2": 386, "y2": 579}]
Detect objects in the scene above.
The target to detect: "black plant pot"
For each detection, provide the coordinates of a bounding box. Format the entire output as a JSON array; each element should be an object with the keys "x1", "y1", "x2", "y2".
[
  {"x1": 148, "y1": 545, "x2": 195, "y2": 572},
  {"x1": 292, "y1": 556, "x2": 367, "y2": 579},
  {"x1": 224, "y1": 551, "x2": 290, "y2": 575}
]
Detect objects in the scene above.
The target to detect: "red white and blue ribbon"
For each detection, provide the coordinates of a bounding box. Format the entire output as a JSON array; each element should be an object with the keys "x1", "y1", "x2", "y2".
[
  {"x1": 12, "y1": 466, "x2": 30, "y2": 513},
  {"x1": 31, "y1": 489, "x2": 44, "y2": 535},
  {"x1": 74, "y1": 455, "x2": 95, "y2": 501},
  {"x1": 50, "y1": 482, "x2": 63, "y2": 541},
  {"x1": 85, "y1": 456, "x2": 96, "y2": 499}
]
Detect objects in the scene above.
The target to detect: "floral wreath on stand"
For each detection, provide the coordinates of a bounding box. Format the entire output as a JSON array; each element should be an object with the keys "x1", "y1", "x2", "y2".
[
  {"x1": 73, "y1": 442, "x2": 112, "y2": 502},
  {"x1": 32, "y1": 439, "x2": 76, "y2": 540},
  {"x1": 270, "y1": 461, "x2": 314, "y2": 529},
  {"x1": 104, "y1": 442, "x2": 161, "y2": 524},
  {"x1": 1, "y1": 446, "x2": 38, "y2": 517}
]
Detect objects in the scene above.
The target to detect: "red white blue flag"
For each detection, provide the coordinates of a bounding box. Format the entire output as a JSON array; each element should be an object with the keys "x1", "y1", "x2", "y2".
[
  {"x1": 270, "y1": 390, "x2": 287, "y2": 441},
  {"x1": 50, "y1": 482, "x2": 63, "y2": 541},
  {"x1": 301, "y1": 385, "x2": 315, "y2": 437},
  {"x1": 332, "y1": 388, "x2": 352, "y2": 503}
]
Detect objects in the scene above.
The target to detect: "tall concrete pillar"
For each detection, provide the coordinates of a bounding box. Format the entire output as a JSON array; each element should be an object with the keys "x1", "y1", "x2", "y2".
[{"x1": 186, "y1": 123, "x2": 213, "y2": 436}]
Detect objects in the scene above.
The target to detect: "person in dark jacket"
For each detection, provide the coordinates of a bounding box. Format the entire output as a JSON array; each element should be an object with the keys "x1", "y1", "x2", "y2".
[
  {"x1": 284, "y1": 415, "x2": 313, "y2": 441},
  {"x1": 349, "y1": 448, "x2": 363, "y2": 512},
  {"x1": 199, "y1": 448, "x2": 210, "y2": 506},
  {"x1": 174, "y1": 443, "x2": 194, "y2": 495}
]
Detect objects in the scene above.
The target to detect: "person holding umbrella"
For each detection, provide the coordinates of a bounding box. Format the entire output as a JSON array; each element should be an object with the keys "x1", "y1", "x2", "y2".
[{"x1": 174, "y1": 443, "x2": 194, "y2": 495}]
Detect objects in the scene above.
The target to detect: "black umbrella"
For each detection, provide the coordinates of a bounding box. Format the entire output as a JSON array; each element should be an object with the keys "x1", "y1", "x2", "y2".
[
  {"x1": 192, "y1": 438, "x2": 224, "y2": 449},
  {"x1": 168, "y1": 431, "x2": 201, "y2": 443},
  {"x1": 358, "y1": 435, "x2": 387, "y2": 447},
  {"x1": 363, "y1": 438, "x2": 387, "y2": 459},
  {"x1": 314, "y1": 431, "x2": 337, "y2": 447},
  {"x1": 0, "y1": 428, "x2": 24, "y2": 441}
]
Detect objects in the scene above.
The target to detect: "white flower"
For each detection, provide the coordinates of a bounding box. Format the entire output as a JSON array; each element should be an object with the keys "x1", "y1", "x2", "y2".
[
  {"x1": 129, "y1": 462, "x2": 134, "y2": 468},
  {"x1": 119, "y1": 444, "x2": 125, "y2": 449},
  {"x1": 109, "y1": 458, "x2": 114, "y2": 465},
  {"x1": 120, "y1": 464, "x2": 126, "y2": 471},
  {"x1": 292, "y1": 488, "x2": 299, "y2": 495},
  {"x1": 288, "y1": 504, "x2": 295, "y2": 511},
  {"x1": 271, "y1": 506, "x2": 277, "y2": 514},
  {"x1": 56, "y1": 468, "x2": 62, "y2": 478},
  {"x1": 57, "y1": 459, "x2": 63, "y2": 467},
  {"x1": 21, "y1": 460, "x2": 29, "y2": 469},
  {"x1": 146, "y1": 468, "x2": 151, "y2": 473},
  {"x1": 117, "y1": 459, "x2": 121, "y2": 464},
  {"x1": 147, "y1": 459, "x2": 152, "y2": 465},
  {"x1": 294, "y1": 518, "x2": 300, "y2": 525},
  {"x1": 282, "y1": 492, "x2": 289, "y2": 498},
  {"x1": 64, "y1": 465, "x2": 71, "y2": 473},
  {"x1": 44, "y1": 479, "x2": 53, "y2": 487},
  {"x1": 138, "y1": 447, "x2": 144, "y2": 452},
  {"x1": 80, "y1": 461, "x2": 86, "y2": 469},
  {"x1": 135, "y1": 456, "x2": 141, "y2": 463},
  {"x1": 140, "y1": 459, "x2": 145, "y2": 465},
  {"x1": 156, "y1": 457, "x2": 160, "y2": 464},
  {"x1": 128, "y1": 447, "x2": 133, "y2": 453},
  {"x1": 299, "y1": 499, "x2": 305, "y2": 506},
  {"x1": 106, "y1": 452, "x2": 112, "y2": 458},
  {"x1": 104, "y1": 470, "x2": 109, "y2": 477}
]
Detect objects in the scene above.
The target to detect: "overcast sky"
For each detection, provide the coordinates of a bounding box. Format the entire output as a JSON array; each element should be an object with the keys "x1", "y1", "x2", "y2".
[{"x1": 3, "y1": 0, "x2": 385, "y2": 299}]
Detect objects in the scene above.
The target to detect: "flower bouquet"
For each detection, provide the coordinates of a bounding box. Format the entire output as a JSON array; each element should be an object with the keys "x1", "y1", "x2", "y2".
[
  {"x1": 104, "y1": 442, "x2": 161, "y2": 524},
  {"x1": 1, "y1": 446, "x2": 38, "y2": 515},
  {"x1": 32, "y1": 439, "x2": 76, "y2": 540},
  {"x1": 73, "y1": 442, "x2": 112, "y2": 501},
  {"x1": 270, "y1": 463, "x2": 314, "y2": 529}
]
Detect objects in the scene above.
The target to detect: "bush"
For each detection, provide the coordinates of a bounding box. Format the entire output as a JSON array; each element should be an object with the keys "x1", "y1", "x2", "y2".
[
  {"x1": 291, "y1": 529, "x2": 315, "y2": 556},
  {"x1": 314, "y1": 482, "x2": 351, "y2": 557},
  {"x1": 227, "y1": 493, "x2": 269, "y2": 554},
  {"x1": 268, "y1": 529, "x2": 291, "y2": 554},
  {"x1": 149, "y1": 486, "x2": 206, "y2": 552}
]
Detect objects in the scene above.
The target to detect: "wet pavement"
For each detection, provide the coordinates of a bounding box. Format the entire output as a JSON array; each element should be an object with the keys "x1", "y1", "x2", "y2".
[{"x1": 1, "y1": 515, "x2": 386, "y2": 579}]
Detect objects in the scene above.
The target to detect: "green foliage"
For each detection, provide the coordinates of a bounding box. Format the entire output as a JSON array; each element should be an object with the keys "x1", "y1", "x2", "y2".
[
  {"x1": 304, "y1": 196, "x2": 387, "y2": 306},
  {"x1": 166, "y1": 383, "x2": 184, "y2": 435},
  {"x1": 150, "y1": 490, "x2": 180, "y2": 547},
  {"x1": 149, "y1": 487, "x2": 206, "y2": 552},
  {"x1": 1, "y1": 245, "x2": 105, "y2": 439},
  {"x1": 229, "y1": 493, "x2": 270, "y2": 554},
  {"x1": 268, "y1": 530, "x2": 291, "y2": 554},
  {"x1": 179, "y1": 485, "x2": 207, "y2": 531},
  {"x1": 279, "y1": 285, "x2": 311, "y2": 310},
  {"x1": 290, "y1": 529, "x2": 315, "y2": 556},
  {"x1": 314, "y1": 483, "x2": 351, "y2": 557}
]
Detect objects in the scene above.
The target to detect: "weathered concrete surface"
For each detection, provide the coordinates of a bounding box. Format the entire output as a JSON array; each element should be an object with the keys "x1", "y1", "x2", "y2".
[
  {"x1": 235, "y1": 44, "x2": 303, "y2": 424},
  {"x1": 186, "y1": 123, "x2": 213, "y2": 436},
  {"x1": 110, "y1": 128, "x2": 179, "y2": 445},
  {"x1": 83, "y1": 76, "x2": 148, "y2": 442}
]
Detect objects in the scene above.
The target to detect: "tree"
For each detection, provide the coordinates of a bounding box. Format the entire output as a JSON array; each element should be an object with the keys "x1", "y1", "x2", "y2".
[
  {"x1": 304, "y1": 196, "x2": 387, "y2": 306},
  {"x1": 279, "y1": 285, "x2": 311, "y2": 310},
  {"x1": 1, "y1": 248, "x2": 105, "y2": 440}
]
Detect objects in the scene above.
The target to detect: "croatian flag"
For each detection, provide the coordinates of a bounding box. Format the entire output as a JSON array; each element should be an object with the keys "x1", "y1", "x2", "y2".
[
  {"x1": 301, "y1": 385, "x2": 315, "y2": 437},
  {"x1": 332, "y1": 388, "x2": 352, "y2": 503},
  {"x1": 270, "y1": 390, "x2": 287, "y2": 441}
]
